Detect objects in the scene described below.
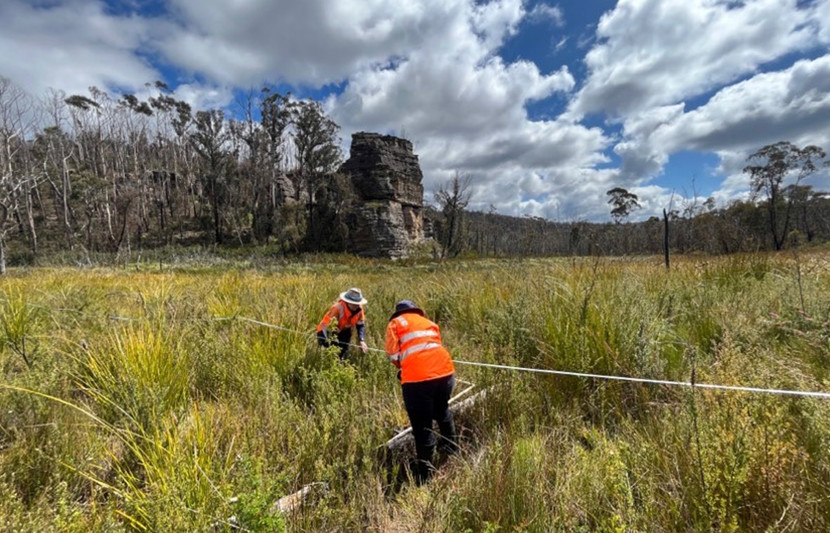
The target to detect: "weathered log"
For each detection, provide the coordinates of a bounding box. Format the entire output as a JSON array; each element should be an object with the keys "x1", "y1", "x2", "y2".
[
  {"x1": 222, "y1": 480, "x2": 327, "y2": 527},
  {"x1": 271, "y1": 482, "x2": 328, "y2": 514}
]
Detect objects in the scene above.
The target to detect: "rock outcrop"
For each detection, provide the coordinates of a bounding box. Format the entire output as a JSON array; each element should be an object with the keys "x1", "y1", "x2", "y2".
[{"x1": 339, "y1": 133, "x2": 425, "y2": 258}]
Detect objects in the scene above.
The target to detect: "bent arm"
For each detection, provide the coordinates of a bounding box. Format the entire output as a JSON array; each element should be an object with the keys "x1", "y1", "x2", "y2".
[
  {"x1": 316, "y1": 303, "x2": 340, "y2": 333},
  {"x1": 356, "y1": 307, "x2": 366, "y2": 341},
  {"x1": 384, "y1": 322, "x2": 402, "y2": 369}
]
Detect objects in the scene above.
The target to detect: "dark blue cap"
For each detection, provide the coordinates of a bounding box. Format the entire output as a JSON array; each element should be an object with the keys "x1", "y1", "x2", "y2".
[{"x1": 390, "y1": 300, "x2": 424, "y2": 320}]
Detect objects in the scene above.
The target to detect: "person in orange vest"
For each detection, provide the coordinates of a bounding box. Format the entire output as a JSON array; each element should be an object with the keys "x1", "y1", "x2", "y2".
[
  {"x1": 316, "y1": 288, "x2": 369, "y2": 359},
  {"x1": 385, "y1": 300, "x2": 458, "y2": 483}
]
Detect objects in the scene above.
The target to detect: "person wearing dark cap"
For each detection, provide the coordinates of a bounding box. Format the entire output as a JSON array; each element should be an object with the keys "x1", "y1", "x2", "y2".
[
  {"x1": 385, "y1": 300, "x2": 458, "y2": 483},
  {"x1": 317, "y1": 287, "x2": 369, "y2": 359}
]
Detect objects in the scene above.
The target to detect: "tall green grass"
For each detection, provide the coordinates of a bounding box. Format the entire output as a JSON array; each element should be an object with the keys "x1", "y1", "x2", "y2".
[{"x1": 1, "y1": 253, "x2": 830, "y2": 531}]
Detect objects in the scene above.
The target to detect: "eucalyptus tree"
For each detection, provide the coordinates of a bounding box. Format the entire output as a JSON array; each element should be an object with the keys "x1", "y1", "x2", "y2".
[
  {"x1": 146, "y1": 92, "x2": 177, "y2": 240},
  {"x1": 434, "y1": 171, "x2": 472, "y2": 259},
  {"x1": 0, "y1": 77, "x2": 40, "y2": 271},
  {"x1": 227, "y1": 89, "x2": 285, "y2": 243},
  {"x1": 605, "y1": 187, "x2": 641, "y2": 254},
  {"x1": 64, "y1": 89, "x2": 115, "y2": 249},
  {"x1": 259, "y1": 90, "x2": 291, "y2": 240},
  {"x1": 744, "y1": 141, "x2": 827, "y2": 250},
  {"x1": 190, "y1": 109, "x2": 230, "y2": 244},
  {"x1": 288, "y1": 99, "x2": 342, "y2": 246},
  {"x1": 782, "y1": 184, "x2": 828, "y2": 243},
  {"x1": 39, "y1": 90, "x2": 76, "y2": 245},
  {"x1": 150, "y1": 92, "x2": 193, "y2": 240},
  {"x1": 117, "y1": 93, "x2": 156, "y2": 248},
  {"x1": 606, "y1": 187, "x2": 641, "y2": 224}
]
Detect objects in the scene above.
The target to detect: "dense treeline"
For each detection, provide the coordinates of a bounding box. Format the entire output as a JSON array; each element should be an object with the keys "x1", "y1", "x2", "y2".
[{"x1": 440, "y1": 192, "x2": 830, "y2": 258}]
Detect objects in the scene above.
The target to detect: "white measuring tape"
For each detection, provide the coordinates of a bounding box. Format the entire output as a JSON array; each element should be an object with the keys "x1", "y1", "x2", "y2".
[
  {"x1": 230, "y1": 316, "x2": 830, "y2": 400},
  {"x1": 46, "y1": 309, "x2": 830, "y2": 400}
]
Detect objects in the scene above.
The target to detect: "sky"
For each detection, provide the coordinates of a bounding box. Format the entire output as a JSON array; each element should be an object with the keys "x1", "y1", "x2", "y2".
[{"x1": 1, "y1": 0, "x2": 829, "y2": 222}]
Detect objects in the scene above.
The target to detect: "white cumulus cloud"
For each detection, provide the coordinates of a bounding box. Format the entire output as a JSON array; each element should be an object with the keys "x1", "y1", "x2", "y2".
[
  {"x1": 571, "y1": 0, "x2": 820, "y2": 119},
  {"x1": 0, "y1": 0, "x2": 160, "y2": 96},
  {"x1": 527, "y1": 3, "x2": 564, "y2": 26},
  {"x1": 326, "y1": 0, "x2": 614, "y2": 219},
  {"x1": 3, "y1": 0, "x2": 829, "y2": 222}
]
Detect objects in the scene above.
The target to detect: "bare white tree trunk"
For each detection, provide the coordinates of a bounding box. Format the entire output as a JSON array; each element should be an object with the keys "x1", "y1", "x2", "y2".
[
  {"x1": 25, "y1": 184, "x2": 36, "y2": 255},
  {"x1": 0, "y1": 233, "x2": 6, "y2": 275}
]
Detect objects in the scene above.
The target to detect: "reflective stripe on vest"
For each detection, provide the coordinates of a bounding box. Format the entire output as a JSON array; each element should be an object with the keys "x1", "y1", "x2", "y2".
[
  {"x1": 392, "y1": 313, "x2": 455, "y2": 383},
  {"x1": 400, "y1": 342, "x2": 442, "y2": 363},
  {"x1": 399, "y1": 330, "x2": 439, "y2": 344}
]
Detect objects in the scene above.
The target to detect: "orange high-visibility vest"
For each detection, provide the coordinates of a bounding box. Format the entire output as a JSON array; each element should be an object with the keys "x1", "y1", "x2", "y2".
[
  {"x1": 317, "y1": 300, "x2": 365, "y2": 333},
  {"x1": 385, "y1": 312, "x2": 455, "y2": 384}
]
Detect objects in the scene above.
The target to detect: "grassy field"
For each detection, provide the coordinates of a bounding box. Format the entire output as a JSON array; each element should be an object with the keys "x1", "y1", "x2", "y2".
[{"x1": 1, "y1": 252, "x2": 830, "y2": 532}]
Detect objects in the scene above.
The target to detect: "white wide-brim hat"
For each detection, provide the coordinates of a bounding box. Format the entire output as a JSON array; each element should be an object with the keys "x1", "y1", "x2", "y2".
[{"x1": 340, "y1": 287, "x2": 368, "y2": 305}]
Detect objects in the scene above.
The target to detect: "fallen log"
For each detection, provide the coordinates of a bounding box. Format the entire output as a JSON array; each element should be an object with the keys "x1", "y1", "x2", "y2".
[{"x1": 271, "y1": 482, "x2": 328, "y2": 514}]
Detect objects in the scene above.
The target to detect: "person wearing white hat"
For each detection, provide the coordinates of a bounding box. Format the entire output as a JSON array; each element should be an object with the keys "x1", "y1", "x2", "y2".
[{"x1": 316, "y1": 287, "x2": 369, "y2": 359}]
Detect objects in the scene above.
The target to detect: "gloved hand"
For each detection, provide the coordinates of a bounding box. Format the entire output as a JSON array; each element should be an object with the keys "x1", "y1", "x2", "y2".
[
  {"x1": 317, "y1": 331, "x2": 329, "y2": 347},
  {"x1": 359, "y1": 340, "x2": 368, "y2": 354}
]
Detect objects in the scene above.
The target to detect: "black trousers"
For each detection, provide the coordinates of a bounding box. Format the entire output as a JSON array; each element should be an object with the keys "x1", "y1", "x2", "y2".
[
  {"x1": 402, "y1": 373, "x2": 457, "y2": 464},
  {"x1": 333, "y1": 328, "x2": 353, "y2": 359}
]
